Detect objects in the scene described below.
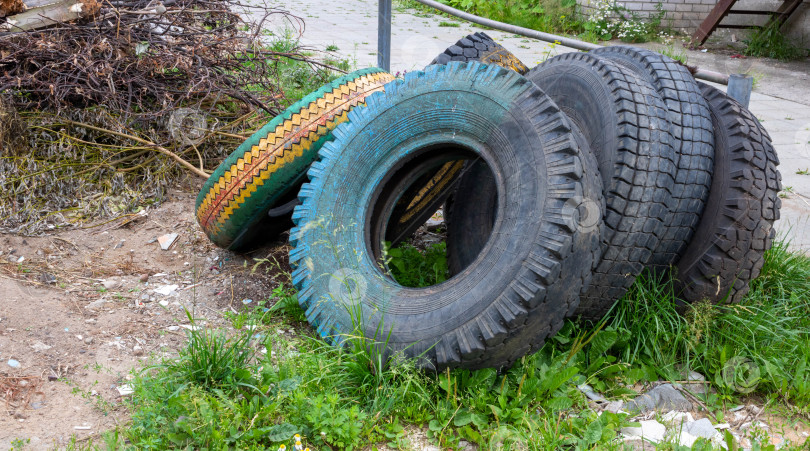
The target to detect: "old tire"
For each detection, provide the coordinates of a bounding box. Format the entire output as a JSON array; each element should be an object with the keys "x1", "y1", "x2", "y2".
[
  {"x1": 430, "y1": 32, "x2": 529, "y2": 74},
  {"x1": 384, "y1": 33, "x2": 530, "y2": 246},
  {"x1": 446, "y1": 121, "x2": 605, "y2": 323},
  {"x1": 196, "y1": 68, "x2": 394, "y2": 250},
  {"x1": 675, "y1": 83, "x2": 781, "y2": 304},
  {"x1": 590, "y1": 46, "x2": 715, "y2": 268},
  {"x1": 290, "y1": 62, "x2": 599, "y2": 370},
  {"x1": 527, "y1": 52, "x2": 677, "y2": 323}
]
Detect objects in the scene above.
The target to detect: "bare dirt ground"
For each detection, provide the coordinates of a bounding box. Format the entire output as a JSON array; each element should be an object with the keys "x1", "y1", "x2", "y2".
[{"x1": 0, "y1": 187, "x2": 290, "y2": 449}]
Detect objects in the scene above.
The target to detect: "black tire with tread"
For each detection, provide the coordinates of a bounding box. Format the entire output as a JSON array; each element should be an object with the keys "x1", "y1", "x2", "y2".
[
  {"x1": 527, "y1": 52, "x2": 677, "y2": 323},
  {"x1": 430, "y1": 32, "x2": 529, "y2": 74},
  {"x1": 590, "y1": 46, "x2": 715, "y2": 269},
  {"x1": 675, "y1": 83, "x2": 781, "y2": 305},
  {"x1": 446, "y1": 122, "x2": 606, "y2": 330}
]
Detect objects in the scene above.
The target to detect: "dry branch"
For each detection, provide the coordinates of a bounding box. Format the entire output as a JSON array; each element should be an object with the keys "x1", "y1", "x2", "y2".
[{"x1": 0, "y1": 0, "x2": 313, "y2": 118}]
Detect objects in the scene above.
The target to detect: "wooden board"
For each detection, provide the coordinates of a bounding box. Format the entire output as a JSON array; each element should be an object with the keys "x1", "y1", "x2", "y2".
[
  {"x1": 1, "y1": 0, "x2": 98, "y2": 31},
  {"x1": 0, "y1": 0, "x2": 25, "y2": 17}
]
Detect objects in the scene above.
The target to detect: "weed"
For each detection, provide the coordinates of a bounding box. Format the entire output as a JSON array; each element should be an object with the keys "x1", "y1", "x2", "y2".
[
  {"x1": 64, "y1": 378, "x2": 114, "y2": 415},
  {"x1": 539, "y1": 39, "x2": 563, "y2": 62},
  {"x1": 157, "y1": 310, "x2": 259, "y2": 393},
  {"x1": 325, "y1": 44, "x2": 339, "y2": 51},
  {"x1": 267, "y1": 283, "x2": 307, "y2": 323},
  {"x1": 602, "y1": 240, "x2": 810, "y2": 409},
  {"x1": 438, "y1": 21, "x2": 460, "y2": 27},
  {"x1": 744, "y1": 21, "x2": 809, "y2": 61},
  {"x1": 384, "y1": 241, "x2": 449, "y2": 287},
  {"x1": 399, "y1": 0, "x2": 586, "y2": 36},
  {"x1": 267, "y1": 28, "x2": 353, "y2": 108},
  {"x1": 661, "y1": 43, "x2": 688, "y2": 64},
  {"x1": 10, "y1": 438, "x2": 29, "y2": 450},
  {"x1": 796, "y1": 168, "x2": 809, "y2": 175},
  {"x1": 585, "y1": 0, "x2": 670, "y2": 42}
]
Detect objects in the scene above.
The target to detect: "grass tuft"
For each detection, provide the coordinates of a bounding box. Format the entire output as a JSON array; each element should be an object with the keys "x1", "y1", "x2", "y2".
[
  {"x1": 744, "y1": 21, "x2": 809, "y2": 61},
  {"x1": 159, "y1": 310, "x2": 259, "y2": 393}
]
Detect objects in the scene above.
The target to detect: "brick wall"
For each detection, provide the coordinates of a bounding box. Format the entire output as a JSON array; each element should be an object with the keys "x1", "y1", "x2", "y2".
[{"x1": 578, "y1": 0, "x2": 809, "y2": 42}]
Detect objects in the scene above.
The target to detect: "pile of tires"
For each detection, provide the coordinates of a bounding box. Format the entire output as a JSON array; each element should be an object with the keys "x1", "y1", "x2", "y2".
[{"x1": 197, "y1": 33, "x2": 781, "y2": 370}]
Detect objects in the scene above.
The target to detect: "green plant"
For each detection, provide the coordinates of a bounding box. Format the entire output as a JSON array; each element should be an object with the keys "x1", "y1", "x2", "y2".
[
  {"x1": 157, "y1": 310, "x2": 259, "y2": 393},
  {"x1": 603, "y1": 240, "x2": 810, "y2": 407},
  {"x1": 266, "y1": 28, "x2": 353, "y2": 107},
  {"x1": 438, "y1": 21, "x2": 460, "y2": 27},
  {"x1": 585, "y1": 0, "x2": 669, "y2": 43},
  {"x1": 10, "y1": 438, "x2": 29, "y2": 450},
  {"x1": 64, "y1": 378, "x2": 114, "y2": 415},
  {"x1": 661, "y1": 43, "x2": 688, "y2": 64},
  {"x1": 268, "y1": 283, "x2": 307, "y2": 323},
  {"x1": 402, "y1": 0, "x2": 586, "y2": 36},
  {"x1": 744, "y1": 21, "x2": 808, "y2": 61},
  {"x1": 384, "y1": 241, "x2": 449, "y2": 287}
]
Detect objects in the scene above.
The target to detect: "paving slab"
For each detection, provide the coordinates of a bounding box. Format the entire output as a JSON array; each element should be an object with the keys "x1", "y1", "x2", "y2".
[{"x1": 255, "y1": 0, "x2": 810, "y2": 252}]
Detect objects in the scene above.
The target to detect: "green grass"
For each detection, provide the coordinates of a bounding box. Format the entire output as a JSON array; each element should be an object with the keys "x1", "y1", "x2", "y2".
[
  {"x1": 397, "y1": 0, "x2": 672, "y2": 44},
  {"x1": 744, "y1": 21, "x2": 809, "y2": 61},
  {"x1": 398, "y1": 0, "x2": 586, "y2": 36},
  {"x1": 114, "y1": 241, "x2": 810, "y2": 450},
  {"x1": 661, "y1": 43, "x2": 688, "y2": 65},
  {"x1": 599, "y1": 240, "x2": 810, "y2": 413},
  {"x1": 264, "y1": 28, "x2": 352, "y2": 108},
  {"x1": 384, "y1": 241, "x2": 449, "y2": 287},
  {"x1": 159, "y1": 310, "x2": 259, "y2": 391}
]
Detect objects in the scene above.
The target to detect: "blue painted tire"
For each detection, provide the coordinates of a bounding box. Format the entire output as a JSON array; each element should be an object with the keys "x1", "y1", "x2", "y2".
[
  {"x1": 383, "y1": 33, "x2": 530, "y2": 247},
  {"x1": 289, "y1": 62, "x2": 601, "y2": 370}
]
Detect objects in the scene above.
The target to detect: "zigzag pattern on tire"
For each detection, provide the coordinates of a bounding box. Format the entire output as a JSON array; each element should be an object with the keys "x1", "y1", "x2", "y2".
[
  {"x1": 396, "y1": 160, "x2": 464, "y2": 225},
  {"x1": 591, "y1": 46, "x2": 714, "y2": 268},
  {"x1": 289, "y1": 62, "x2": 588, "y2": 370},
  {"x1": 529, "y1": 53, "x2": 677, "y2": 323},
  {"x1": 677, "y1": 84, "x2": 781, "y2": 304},
  {"x1": 196, "y1": 70, "x2": 394, "y2": 241}
]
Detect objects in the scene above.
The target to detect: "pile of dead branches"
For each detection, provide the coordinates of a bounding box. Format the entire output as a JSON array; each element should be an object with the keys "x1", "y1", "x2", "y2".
[
  {"x1": 0, "y1": 0, "x2": 314, "y2": 117},
  {"x1": 0, "y1": 0, "x2": 348, "y2": 234}
]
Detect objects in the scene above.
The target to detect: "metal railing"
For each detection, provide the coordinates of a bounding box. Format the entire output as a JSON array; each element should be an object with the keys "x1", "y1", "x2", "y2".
[{"x1": 378, "y1": 0, "x2": 758, "y2": 104}]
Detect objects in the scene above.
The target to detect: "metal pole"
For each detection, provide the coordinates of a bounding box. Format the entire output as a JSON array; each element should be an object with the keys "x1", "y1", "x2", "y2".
[
  {"x1": 411, "y1": 0, "x2": 730, "y2": 85},
  {"x1": 378, "y1": 0, "x2": 392, "y2": 71},
  {"x1": 727, "y1": 73, "x2": 753, "y2": 108}
]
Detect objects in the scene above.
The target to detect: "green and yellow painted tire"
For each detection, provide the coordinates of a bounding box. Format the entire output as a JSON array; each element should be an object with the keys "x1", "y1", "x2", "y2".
[{"x1": 196, "y1": 68, "x2": 395, "y2": 250}]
